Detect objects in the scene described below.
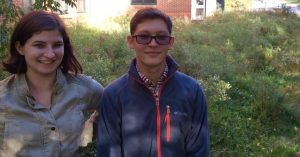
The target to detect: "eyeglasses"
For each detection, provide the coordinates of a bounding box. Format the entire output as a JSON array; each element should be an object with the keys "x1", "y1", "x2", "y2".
[{"x1": 132, "y1": 35, "x2": 172, "y2": 45}]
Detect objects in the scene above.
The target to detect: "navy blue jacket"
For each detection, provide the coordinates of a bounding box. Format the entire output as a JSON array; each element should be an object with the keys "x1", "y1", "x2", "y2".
[{"x1": 97, "y1": 56, "x2": 210, "y2": 157}]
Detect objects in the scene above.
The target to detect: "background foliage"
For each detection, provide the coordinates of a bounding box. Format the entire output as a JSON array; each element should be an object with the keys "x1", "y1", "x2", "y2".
[
  {"x1": 1, "y1": 0, "x2": 300, "y2": 156},
  {"x1": 32, "y1": 0, "x2": 77, "y2": 14},
  {"x1": 67, "y1": 10, "x2": 300, "y2": 157}
]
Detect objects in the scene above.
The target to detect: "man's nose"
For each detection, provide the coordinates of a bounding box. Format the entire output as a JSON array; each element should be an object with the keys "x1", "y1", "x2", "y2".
[{"x1": 148, "y1": 37, "x2": 159, "y2": 46}]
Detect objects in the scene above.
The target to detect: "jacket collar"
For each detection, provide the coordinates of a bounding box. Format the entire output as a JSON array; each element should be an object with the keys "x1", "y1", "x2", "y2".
[{"x1": 128, "y1": 55, "x2": 179, "y2": 81}]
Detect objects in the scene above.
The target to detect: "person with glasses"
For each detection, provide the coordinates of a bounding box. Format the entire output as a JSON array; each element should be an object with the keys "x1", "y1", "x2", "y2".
[
  {"x1": 97, "y1": 7, "x2": 210, "y2": 157},
  {"x1": 0, "y1": 11, "x2": 103, "y2": 157}
]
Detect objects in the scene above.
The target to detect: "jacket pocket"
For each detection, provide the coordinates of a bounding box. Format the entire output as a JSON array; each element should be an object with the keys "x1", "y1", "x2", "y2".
[{"x1": 163, "y1": 103, "x2": 191, "y2": 145}]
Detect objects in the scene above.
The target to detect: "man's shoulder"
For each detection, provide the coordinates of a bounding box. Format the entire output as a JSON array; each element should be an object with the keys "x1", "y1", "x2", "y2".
[
  {"x1": 172, "y1": 71, "x2": 205, "y2": 91},
  {"x1": 173, "y1": 71, "x2": 199, "y2": 84},
  {"x1": 104, "y1": 74, "x2": 129, "y2": 92}
]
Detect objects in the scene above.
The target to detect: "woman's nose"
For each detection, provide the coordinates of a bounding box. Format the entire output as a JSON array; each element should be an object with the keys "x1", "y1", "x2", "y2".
[{"x1": 44, "y1": 47, "x2": 55, "y2": 58}]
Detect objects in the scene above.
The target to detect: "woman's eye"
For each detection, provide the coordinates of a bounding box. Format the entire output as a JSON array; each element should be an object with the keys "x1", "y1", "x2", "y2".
[
  {"x1": 54, "y1": 43, "x2": 64, "y2": 48},
  {"x1": 34, "y1": 44, "x2": 44, "y2": 48}
]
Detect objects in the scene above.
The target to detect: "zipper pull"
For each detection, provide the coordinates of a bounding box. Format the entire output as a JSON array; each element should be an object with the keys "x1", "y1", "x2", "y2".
[
  {"x1": 164, "y1": 105, "x2": 171, "y2": 142},
  {"x1": 155, "y1": 96, "x2": 159, "y2": 102}
]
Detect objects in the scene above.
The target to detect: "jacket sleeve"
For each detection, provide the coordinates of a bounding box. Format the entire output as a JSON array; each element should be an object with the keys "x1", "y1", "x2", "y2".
[
  {"x1": 186, "y1": 84, "x2": 210, "y2": 157},
  {"x1": 97, "y1": 88, "x2": 122, "y2": 157}
]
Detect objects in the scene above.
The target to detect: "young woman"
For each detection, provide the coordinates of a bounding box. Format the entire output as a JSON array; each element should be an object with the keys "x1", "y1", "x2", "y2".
[{"x1": 0, "y1": 11, "x2": 103, "y2": 157}]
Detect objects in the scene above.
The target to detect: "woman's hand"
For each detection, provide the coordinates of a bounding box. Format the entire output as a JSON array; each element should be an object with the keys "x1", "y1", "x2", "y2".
[
  {"x1": 87, "y1": 110, "x2": 99, "y2": 123},
  {"x1": 80, "y1": 110, "x2": 99, "y2": 147}
]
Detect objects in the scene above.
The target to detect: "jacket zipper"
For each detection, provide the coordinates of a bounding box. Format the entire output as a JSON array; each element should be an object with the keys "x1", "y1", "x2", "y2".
[
  {"x1": 164, "y1": 105, "x2": 171, "y2": 143},
  {"x1": 130, "y1": 76, "x2": 163, "y2": 157},
  {"x1": 129, "y1": 68, "x2": 177, "y2": 157},
  {"x1": 155, "y1": 96, "x2": 161, "y2": 157}
]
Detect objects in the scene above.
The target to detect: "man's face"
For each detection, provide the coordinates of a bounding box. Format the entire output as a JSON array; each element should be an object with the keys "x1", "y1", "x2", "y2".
[{"x1": 127, "y1": 19, "x2": 174, "y2": 69}]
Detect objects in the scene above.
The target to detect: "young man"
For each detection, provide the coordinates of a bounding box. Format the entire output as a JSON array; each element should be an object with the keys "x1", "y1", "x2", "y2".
[{"x1": 97, "y1": 7, "x2": 210, "y2": 157}]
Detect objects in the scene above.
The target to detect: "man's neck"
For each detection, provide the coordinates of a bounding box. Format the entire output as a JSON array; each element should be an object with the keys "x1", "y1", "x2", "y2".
[{"x1": 136, "y1": 62, "x2": 166, "y2": 83}]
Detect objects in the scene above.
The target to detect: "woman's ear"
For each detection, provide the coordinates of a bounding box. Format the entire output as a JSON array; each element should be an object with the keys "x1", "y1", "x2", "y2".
[{"x1": 15, "y1": 42, "x2": 24, "y2": 55}]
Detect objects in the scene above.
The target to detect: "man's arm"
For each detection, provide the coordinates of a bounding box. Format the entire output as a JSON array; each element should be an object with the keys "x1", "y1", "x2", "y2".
[
  {"x1": 186, "y1": 84, "x2": 210, "y2": 157},
  {"x1": 96, "y1": 90, "x2": 122, "y2": 157}
]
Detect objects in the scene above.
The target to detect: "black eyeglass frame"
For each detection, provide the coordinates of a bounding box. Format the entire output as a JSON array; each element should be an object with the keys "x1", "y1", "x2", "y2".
[{"x1": 132, "y1": 35, "x2": 173, "y2": 45}]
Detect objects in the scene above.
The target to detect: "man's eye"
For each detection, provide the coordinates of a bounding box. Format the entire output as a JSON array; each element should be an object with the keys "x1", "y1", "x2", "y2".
[
  {"x1": 156, "y1": 36, "x2": 169, "y2": 40},
  {"x1": 138, "y1": 35, "x2": 151, "y2": 39}
]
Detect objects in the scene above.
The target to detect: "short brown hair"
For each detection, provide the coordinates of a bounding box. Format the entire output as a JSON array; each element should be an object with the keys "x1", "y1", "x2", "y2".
[
  {"x1": 2, "y1": 10, "x2": 82, "y2": 74},
  {"x1": 130, "y1": 7, "x2": 173, "y2": 35}
]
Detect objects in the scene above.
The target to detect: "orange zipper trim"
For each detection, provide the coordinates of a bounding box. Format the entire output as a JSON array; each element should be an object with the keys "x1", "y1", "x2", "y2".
[{"x1": 164, "y1": 105, "x2": 171, "y2": 142}]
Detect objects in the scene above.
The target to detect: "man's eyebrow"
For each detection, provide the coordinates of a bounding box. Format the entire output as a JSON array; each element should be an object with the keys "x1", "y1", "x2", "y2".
[
  {"x1": 136, "y1": 31, "x2": 169, "y2": 35},
  {"x1": 136, "y1": 31, "x2": 151, "y2": 34}
]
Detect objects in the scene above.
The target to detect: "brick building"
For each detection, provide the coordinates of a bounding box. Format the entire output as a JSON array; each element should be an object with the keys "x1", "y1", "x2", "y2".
[{"x1": 12, "y1": 0, "x2": 220, "y2": 25}]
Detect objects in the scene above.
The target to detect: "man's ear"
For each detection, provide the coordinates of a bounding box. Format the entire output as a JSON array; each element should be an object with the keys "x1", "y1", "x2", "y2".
[
  {"x1": 127, "y1": 35, "x2": 134, "y2": 49},
  {"x1": 168, "y1": 37, "x2": 175, "y2": 50},
  {"x1": 15, "y1": 42, "x2": 24, "y2": 55}
]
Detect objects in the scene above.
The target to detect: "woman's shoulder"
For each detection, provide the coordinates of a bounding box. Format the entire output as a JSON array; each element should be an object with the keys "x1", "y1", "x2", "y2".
[
  {"x1": 0, "y1": 75, "x2": 16, "y2": 89},
  {"x1": 0, "y1": 75, "x2": 16, "y2": 97},
  {"x1": 65, "y1": 73, "x2": 103, "y2": 91}
]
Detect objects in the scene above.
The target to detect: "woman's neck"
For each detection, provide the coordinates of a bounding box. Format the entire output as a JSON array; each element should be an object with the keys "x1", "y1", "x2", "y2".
[
  {"x1": 25, "y1": 72, "x2": 56, "y2": 92},
  {"x1": 25, "y1": 71, "x2": 57, "y2": 108}
]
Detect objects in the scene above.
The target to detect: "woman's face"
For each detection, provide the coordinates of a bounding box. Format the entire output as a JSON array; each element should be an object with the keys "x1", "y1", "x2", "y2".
[{"x1": 16, "y1": 30, "x2": 64, "y2": 78}]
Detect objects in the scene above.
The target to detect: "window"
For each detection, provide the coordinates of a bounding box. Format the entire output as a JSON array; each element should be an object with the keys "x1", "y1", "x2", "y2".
[
  {"x1": 77, "y1": 0, "x2": 86, "y2": 13},
  {"x1": 196, "y1": 0, "x2": 204, "y2": 5},
  {"x1": 131, "y1": 0, "x2": 156, "y2": 5},
  {"x1": 59, "y1": 0, "x2": 68, "y2": 14},
  {"x1": 56, "y1": 0, "x2": 85, "y2": 14},
  {"x1": 191, "y1": 0, "x2": 205, "y2": 20}
]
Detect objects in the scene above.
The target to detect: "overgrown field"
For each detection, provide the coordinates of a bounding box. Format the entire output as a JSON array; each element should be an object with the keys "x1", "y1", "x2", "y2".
[{"x1": 1, "y1": 11, "x2": 300, "y2": 157}]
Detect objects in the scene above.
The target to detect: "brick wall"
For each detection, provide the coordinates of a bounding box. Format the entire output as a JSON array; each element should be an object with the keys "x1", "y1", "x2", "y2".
[
  {"x1": 13, "y1": 0, "x2": 192, "y2": 21},
  {"x1": 158, "y1": 0, "x2": 191, "y2": 18},
  {"x1": 129, "y1": 0, "x2": 191, "y2": 19}
]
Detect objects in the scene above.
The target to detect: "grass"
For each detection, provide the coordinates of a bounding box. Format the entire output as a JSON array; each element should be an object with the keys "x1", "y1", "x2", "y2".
[
  {"x1": 1, "y1": 10, "x2": 300, "y2": 157},
  {"x1": 68, "y1": 11, "x2": 300, "y2": 157}
]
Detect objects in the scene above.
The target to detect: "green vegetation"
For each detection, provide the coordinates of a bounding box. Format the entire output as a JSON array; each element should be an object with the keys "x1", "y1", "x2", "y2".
[
  {"x1": 173, "y1": 12, "x2": 300, "y2": 156},
  {"x1": 225, "y1": 0, "x2": 252, "y2": 11},
  {"x1": 73, "y1": 11, "x2": 300, "y2": 157},
  {"x1": 32, "y1": 0, "x2": 77, "y2": 14},
  {"x1": 0, "y1": 0, "x2": 20, "y2": 59},
  {"x1": 1, "y1": 11, "x2": 300, "y2": 157}
]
